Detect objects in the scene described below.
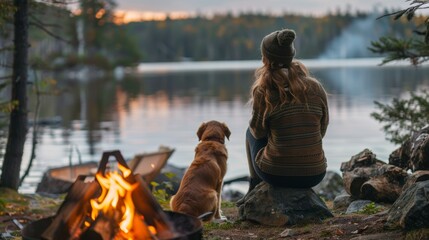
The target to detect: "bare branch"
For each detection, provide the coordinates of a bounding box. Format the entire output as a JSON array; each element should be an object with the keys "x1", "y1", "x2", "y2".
[
  {"x1": 29, "y1": 14, "x2": 62, "y2": 28},
  {"x1": 0, "y1": 63, "x2": 13, "y2": 68},
  {"x1": 29, "y1": 21, "x2": 72, "y2": 44},
  {"x1": 0, "y1": 75, "x2": 12, "y2": 80}
]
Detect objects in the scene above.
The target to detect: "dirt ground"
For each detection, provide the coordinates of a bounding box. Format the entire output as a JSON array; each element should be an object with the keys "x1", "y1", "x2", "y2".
[
  {"x1": 202, "y1": 202, "x2": 428, "y2": 240},
  {"x1": 1, "y1": 188, "x2": 428, "y2": 240}
]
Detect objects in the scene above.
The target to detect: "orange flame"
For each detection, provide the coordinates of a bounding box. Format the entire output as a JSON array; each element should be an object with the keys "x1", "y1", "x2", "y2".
[{"x1": 88, "y1": 164, "x2": 157, "y2": 238}]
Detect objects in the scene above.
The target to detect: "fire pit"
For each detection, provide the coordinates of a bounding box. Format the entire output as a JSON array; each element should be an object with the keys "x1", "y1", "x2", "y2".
[
  {"x1": 22, "y1": 211, "x2": 202, "y2": 240},
  {"x1": 22, "y1": 150, "x2": 203, "y2": 240}
]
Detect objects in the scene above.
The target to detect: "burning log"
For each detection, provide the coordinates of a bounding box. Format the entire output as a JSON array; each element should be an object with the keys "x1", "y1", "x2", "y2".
[
  {"x1": 80, "y1": 214, "x2": 116, "y2": 240},
  {"x1": 41, "y1": 150, "x2": 178, "y2": 240},
  {"x1": 41, "y1": 175, "x2": 99, "y2": 240}
]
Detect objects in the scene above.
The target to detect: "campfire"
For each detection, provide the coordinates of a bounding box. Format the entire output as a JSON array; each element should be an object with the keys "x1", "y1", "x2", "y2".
[{"x1": 22, "y1": 150, "x2": 202, "y2": 240}]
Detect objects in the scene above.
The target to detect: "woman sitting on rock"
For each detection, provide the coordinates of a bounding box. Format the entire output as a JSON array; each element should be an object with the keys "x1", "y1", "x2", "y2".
[{"x1": 238, "y1": 29, "x2": 329, "y2": 205}]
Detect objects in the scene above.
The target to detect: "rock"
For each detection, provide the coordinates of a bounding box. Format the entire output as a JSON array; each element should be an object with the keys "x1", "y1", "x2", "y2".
[
  {"x1": 222, "y1": 189, "x2": 244, "y2": 202},
  {"x1": 386, "y1": 180, "x2": 429, "y2": 230},
  {"x1": 312, "y1": 170, "x2": 344, "y2": 200},
  {"x1": 345, "y1": 200, "x2": 373, "y2": 214},
  {"x1": 238, "y1": 182, "x2": 333, "y2": 226},
  {"x1": 279, "y1": 228, "x2": 295, "y2": 237},
  {"x1": 333, "y1": 190, "x2": 355, "y2": 211}
]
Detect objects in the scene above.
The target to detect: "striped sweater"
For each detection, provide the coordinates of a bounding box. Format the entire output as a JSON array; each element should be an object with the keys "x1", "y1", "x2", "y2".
[{"x1": 249, "y1": 81, "x2": 329, "y2": 176}]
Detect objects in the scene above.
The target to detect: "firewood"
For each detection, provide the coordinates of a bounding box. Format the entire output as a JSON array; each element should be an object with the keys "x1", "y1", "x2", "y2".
[
  {"x1": 361, "y1": 177, "x2": 402, "y2": 203},
  {"x1": 389, "y1": 126, "x2": 429, "y2": 172},
  {"x1": 342, "y1": 167, "x2": 377, "y2": 197},
  {"x1": 340, "y1": 149, "x2": 385, "y2": 172},
  {"x1": 402, "y1": 170, "x2": 429, "y2": 191},
  {"x1": 80, "y1": 214, "x2": 116, "y2": 240},
  {"x1": 131, "y1": 175, "x2": 177, "y2": 239},
  {"x1": 409, "y1": 133, "x2": 429, "y2": 171},
  {"x1": 341, "y1": 149, "x2": 408, "y2": 201},
  {"x1": 349, "y1": 165, "x2": 407, "y2": 203},
  {"x1": 41, "y1": 176, "x2": 100, "y2": 240}
]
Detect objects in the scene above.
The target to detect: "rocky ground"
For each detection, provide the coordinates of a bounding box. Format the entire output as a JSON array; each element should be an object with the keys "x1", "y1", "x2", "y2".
[
  {"x1": 202, "y1": 202, "x2": 414, "y2": 240},
  {"x1": 1, "y1": 187, "x2": 428, "y2": 240}
]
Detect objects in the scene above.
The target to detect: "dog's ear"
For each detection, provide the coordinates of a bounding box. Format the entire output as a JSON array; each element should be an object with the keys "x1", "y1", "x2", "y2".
[
  {"x1": 222, "y1": 123, "x2": 231, "y2": 140},
  {"x1": 197, "y1": 122, "x2": 207, "y2": 141}
]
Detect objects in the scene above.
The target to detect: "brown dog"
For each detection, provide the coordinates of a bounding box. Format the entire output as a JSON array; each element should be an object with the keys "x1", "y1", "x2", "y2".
[{"x1": 170, "y1": 121, "x2": 231, "y2": 221}]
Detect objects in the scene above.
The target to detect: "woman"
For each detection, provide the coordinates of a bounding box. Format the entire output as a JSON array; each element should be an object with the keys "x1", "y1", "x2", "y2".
[{"x1": 240, "y1": 29, "x2": 329, "y2": 202}]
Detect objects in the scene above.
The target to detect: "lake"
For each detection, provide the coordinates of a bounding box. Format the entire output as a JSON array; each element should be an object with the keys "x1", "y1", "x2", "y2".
[{"x1": 16, "y1": 58, "x2": 429, "y2": 193}]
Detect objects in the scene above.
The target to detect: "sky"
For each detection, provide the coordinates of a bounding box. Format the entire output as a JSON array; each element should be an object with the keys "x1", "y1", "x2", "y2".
[{"x1": 113, "y1": 0, "x2": 411, "y2": 22}]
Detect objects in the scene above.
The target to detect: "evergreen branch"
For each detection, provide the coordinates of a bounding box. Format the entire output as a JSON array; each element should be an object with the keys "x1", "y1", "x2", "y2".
[{"x1": 369, "y1": 37, "x2": 429, "y2": 65}]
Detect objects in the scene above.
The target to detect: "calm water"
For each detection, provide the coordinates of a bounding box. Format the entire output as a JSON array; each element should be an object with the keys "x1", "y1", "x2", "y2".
[{"x1": 16, "y1": 59, "x2": 429, "y2": 193}]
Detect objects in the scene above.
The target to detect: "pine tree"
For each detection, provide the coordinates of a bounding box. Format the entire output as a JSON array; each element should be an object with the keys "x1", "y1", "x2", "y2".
[
  {"x1": 370, "y1": 1, "x2": 429, "y2": 144},
  {"x1": 369, "y1": 1, "x2": 429, "y2": 65}
]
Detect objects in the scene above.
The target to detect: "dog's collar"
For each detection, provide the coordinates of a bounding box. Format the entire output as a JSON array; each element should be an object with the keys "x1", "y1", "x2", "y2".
[{"x1": 203, "y1": 137, "x2": 225, "y2": 144}]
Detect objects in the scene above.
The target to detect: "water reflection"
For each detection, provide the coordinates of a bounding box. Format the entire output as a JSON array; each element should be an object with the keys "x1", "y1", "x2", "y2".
[{"x1": 17, "y1": 62, "x2": 429, "y2": 193}]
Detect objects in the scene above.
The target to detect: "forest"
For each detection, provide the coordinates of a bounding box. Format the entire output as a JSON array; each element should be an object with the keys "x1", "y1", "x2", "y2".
[
  {"x1": 123, "y1": 11, "x2": 424, "y2": 62},
  {"x1": 9, "y1": 3, "x2": 426, "y2": 69}
]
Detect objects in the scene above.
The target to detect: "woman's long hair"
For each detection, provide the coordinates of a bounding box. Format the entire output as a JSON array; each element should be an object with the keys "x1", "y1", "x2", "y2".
[{"x1": 250, "y1": 58, "x2": 322, "y2": 121}]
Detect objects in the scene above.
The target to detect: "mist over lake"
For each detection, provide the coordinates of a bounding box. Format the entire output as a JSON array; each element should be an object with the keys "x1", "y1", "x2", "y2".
[{"x1": 17, "y1": 59, "x2": 429, "y2": 193}]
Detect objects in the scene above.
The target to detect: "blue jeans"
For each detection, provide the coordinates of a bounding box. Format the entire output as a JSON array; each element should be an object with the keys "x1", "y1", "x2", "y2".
[{"x1": 246, "y1": 128, "x2": 325, "y2": 188}]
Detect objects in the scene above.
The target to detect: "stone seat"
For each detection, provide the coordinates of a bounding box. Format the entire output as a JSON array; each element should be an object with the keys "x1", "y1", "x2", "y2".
[{"x1": 238, "y1": 182, "x2": 333, "y2": 226}]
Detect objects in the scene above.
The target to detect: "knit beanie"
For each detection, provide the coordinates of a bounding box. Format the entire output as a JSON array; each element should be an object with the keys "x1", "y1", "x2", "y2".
[{"x1": 260, "y1": 29, "x2": 296, "y2": 67}]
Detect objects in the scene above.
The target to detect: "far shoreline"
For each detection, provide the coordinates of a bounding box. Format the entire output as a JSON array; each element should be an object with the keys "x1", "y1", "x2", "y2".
[{"x1": 131, "y1": 57, "x2": 424, "y2": 74}]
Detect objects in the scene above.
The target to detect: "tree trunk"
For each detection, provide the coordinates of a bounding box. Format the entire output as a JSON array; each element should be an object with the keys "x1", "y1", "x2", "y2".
[
  {"x1": 0, "y1": 0, "x2": 29, "y2": 190},
  {"x1": 389, "y1": 126, "x2": 429, "y2": 172},
  {"x1": 360, "y1": 165, "x2": 408, "y2": 203}
]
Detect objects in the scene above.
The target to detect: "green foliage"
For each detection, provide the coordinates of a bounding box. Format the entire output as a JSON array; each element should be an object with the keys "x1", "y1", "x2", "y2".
[
  {"x1": 371, "y1": 90, "x2": 429, "y2": 144},
  {"x1": 370, "y1": 1, "x2": 429, "y2": 65},
  {"x1": 0, "y1": 0, "x2": 15, "y2": 37},
  {"x1": 0, "y1": 198, "x2": 6, "y2": 211},
  {"x1": 357, "y1": 202, "x2": 383, "y2": 215},
  {"x1": 221, "y1": 201, "x2": 236, "y2": 208},
  {"x1": 150, "y1": 181, "x2": 174, "y2": 206},
  {"x1": 203, "y1": 220, "x2": 238, "y2": 231},
  {"x1": 0, "y1": 100, "x2": 18, "y2": 113},
  {"x1": 150, "y1": 172, "x2": 176, "y2": 207}
]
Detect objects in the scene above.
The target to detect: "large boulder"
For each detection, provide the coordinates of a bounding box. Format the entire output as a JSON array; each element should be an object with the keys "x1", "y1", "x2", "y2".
[
  {"x1": 238, "y1": 182, "x2": 333, "y2": 226},
  {"x1": 386, "y1": 180, "x2": 429, "y2": 230}
]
